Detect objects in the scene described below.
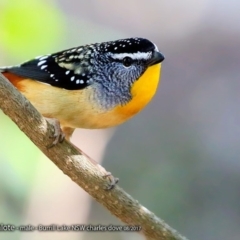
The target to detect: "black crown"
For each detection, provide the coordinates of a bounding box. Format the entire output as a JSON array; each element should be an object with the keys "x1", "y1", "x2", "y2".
[{"x1": 98, "y1": 38, "x2": 155, "y2": 54}]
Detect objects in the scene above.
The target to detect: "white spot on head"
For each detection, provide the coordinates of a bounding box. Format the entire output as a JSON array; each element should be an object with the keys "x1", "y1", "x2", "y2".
[
  {"x1": 38, "y1": 60, "x2": 46, "y2": 66},
  {"x1": 40, "y1": 65, "x2": 47, "y2": 70},
  {"x1": 65, "y1": 70, "x2": 70, "y2": 75}
]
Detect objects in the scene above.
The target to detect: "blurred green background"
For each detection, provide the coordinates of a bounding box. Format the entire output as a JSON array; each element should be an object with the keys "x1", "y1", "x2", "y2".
[{"x1": 0, "y1": 0, "x2": 240, "y2": 240}]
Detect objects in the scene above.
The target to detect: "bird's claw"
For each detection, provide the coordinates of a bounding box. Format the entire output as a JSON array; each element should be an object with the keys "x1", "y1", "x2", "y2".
[
  {"x1": 45, "y1": 118, "x2": 65, "y2": 148},
  {"x1": 103, "y1": 172, "x2": 119, "y2": 190}
]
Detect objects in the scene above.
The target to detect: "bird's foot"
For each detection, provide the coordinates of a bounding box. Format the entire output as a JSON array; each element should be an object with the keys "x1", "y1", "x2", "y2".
[
  {"x1": 103, "y1": 172, "x2": 119, "y2": 190},
  {"x1": 45, "y1": 117, "x2": 65, "y2": 148}
]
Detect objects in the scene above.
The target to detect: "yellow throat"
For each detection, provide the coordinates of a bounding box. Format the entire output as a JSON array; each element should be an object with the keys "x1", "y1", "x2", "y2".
[{"x1": 115, "y1": 63, "x2": 161, "y2": 118}]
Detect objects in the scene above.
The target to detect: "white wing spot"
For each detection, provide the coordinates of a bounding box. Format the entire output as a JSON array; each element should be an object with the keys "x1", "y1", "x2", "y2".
[
  {"x1": 65, "y1": 70, "x2": 70, "y2": 75},
  {"x1": 40, "y1": 65, "x2": 47, "y2": 70},
  {"x1": 38, "y1": 60, "x2": 46, "y2": 66},
  {"x1": 50, "y1": 74, "x2": 54, "y2": 78},
  {"x1": 80, "y1": 80, "x2": 84, "y2": 84},
  {"x1": 87, "y1": 78, "x2": 93, "y2": 84},
  {"x1": 71, "y1": 76, "x2": 75, "y2": 81},
  {"x1": 76, "y1": 80, "x2": 80, "y2": 84},
  {"x1": 39, "y1": 56, "x2": 48, "y2": 61}
]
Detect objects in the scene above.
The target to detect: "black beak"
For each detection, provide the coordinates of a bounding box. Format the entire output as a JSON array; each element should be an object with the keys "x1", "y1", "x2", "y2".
[{"x1": 147, "y1": 51, "x2": 165, "y2": 66}]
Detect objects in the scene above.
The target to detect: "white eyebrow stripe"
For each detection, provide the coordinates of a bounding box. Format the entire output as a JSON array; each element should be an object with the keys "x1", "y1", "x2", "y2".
[
  {"x1": 153, "y1": 43, "x2": 159, "y2": 52},
  {"x1": 111, "y1": 52, "x2": 151, "y2": 60}
]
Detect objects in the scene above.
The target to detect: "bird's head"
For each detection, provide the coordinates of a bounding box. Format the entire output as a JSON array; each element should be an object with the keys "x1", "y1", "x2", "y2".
[{"x1": 88, "y1": 37, "x2": 165, "y2": 109}]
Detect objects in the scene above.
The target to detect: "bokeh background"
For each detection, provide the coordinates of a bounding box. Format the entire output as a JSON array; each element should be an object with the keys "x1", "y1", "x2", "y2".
[{"x1": 0, "y1": 0, "x2": 240, "y2": 240}]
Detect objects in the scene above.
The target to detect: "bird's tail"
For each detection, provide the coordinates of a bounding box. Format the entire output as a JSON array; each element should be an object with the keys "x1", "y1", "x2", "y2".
[{"x1": 0, "y1": 66, "x2": 13, "y2": 72}]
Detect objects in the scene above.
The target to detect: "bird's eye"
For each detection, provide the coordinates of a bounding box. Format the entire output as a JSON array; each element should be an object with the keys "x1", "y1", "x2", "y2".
[{"x1": 122, "y1": 57, "x2": 133, "y2": 67}]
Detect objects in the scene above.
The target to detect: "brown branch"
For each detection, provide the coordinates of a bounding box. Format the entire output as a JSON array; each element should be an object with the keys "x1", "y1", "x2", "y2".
[{"x1": 0, "y1": 72, "x2": 189, "y2": 240}]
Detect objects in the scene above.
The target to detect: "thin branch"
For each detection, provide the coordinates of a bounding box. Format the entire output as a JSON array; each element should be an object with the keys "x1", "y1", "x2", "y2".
[{"x1": 0, "y1": 72, "x2": 188, "y2": 240}]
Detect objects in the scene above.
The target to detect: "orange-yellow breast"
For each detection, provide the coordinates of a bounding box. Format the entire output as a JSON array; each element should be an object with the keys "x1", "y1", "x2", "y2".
[
  {"x1": 3, "y1": 63, "x2": 161, "y2": 129},
  {"x1": 113, "y1": 63, "x2": 161, "y2": 119}
]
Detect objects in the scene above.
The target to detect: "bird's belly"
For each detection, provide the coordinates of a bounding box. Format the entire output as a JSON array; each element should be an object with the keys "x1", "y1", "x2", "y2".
[
  {"x1": 60, "y1": 110, "x2": 129, "y2": 129},
  {"x1": 17, "y1": 79, "x2": 128, "y2": 129}
]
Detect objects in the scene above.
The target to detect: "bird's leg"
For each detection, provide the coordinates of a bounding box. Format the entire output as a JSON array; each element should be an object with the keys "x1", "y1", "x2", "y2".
[
  {"x1": 45, "y1": 121, "x2": 118, "y2": 189},
  {"x1": 61, "y1": 126, "x2": 75, "y2": 142}
]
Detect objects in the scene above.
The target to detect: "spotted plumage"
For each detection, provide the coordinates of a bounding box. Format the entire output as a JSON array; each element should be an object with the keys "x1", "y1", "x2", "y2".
[
  {"x1": 0, "y1": 37, "x2": 165, "y2": 191},
  {"x1": 0, "y1": 38, "x2": 163, "y2": 92},
  {"x1": 0, "y1": 37, "x2": 164, "y2": 141}
]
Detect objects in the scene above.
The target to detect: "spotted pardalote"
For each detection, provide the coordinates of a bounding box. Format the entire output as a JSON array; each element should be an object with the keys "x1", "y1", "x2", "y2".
[{"x1": 0, "y1": 37, "x2": 164, "y2": 143}]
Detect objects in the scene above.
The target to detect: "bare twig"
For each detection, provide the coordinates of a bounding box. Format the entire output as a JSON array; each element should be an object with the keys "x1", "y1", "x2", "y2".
[{"x1": 0, "y1": 72, "x2": 189, "y2": 240}]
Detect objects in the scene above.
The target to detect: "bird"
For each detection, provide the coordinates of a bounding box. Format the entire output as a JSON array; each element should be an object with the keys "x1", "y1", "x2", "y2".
[{"x1": 0, "y1": 37, "x2": 164, "y2": 145}]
